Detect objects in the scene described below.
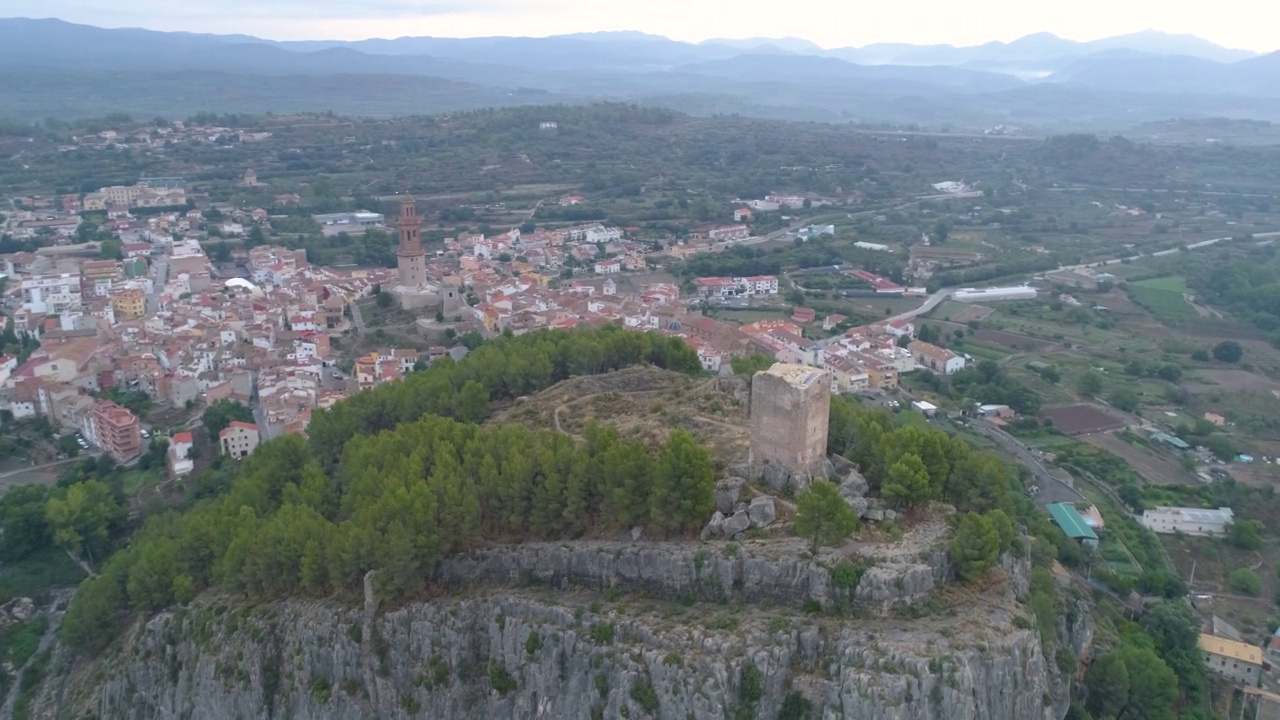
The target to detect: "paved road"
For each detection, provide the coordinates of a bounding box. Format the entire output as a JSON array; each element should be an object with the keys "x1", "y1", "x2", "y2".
[
  {"x1": 147, "y1": 255, "x2": 169, "y2": 314},
  {"x1": 817, "y1": 288, "x2": 952, "y2": 347},
  {"x1": 0, "y1": 453, "x2": 100, "y2": 481},
  {"x1": 1046, "y1": 231, "x2": 1280, "y2": 276},
  {"x1": 967, "y1": 419, "x2": 1085, "y2": 507},
  {"x1": 350, "y1": 299, "x2": 368, "y2": 336}
]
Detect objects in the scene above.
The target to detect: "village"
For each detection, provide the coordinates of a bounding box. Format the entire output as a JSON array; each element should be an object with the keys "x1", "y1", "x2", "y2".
[{"x1": 0, "y1": 181, "x2": 970, "y2": 489}]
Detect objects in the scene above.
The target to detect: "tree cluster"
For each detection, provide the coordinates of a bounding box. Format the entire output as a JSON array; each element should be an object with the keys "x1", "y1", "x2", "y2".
[
  {"x1": 828, "y1": 396, "x2": 1016, "y2": 515},
  {"x1": 308, "y1": 327, "x2": 701, "y2": 466},
  {"x1": 60, "y1": 327, "x2": 709, "y2": 654}
]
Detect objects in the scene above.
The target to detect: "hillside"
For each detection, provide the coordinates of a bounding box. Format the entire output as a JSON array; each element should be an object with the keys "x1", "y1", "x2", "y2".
[{"x1": 490, "y1": 366, "x2": 750, "y2": 466}]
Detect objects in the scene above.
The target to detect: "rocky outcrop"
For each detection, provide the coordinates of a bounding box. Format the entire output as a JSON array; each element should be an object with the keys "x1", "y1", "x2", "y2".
[
  {"x1": 39, "y1": 588, "x2": 1067, "y2": 720},
  {"x1": 713, "y1": 478, "x2": 747, "y2": 515},
  {"x1": 727, "y1": 459, "x2": 835, "y2": 493},
  {"x1": 432, "y1": 540, "x2": 947, "y2": 614},
  {"x1": 746, "y1": 497, "x2": 776, "y2": 528}
]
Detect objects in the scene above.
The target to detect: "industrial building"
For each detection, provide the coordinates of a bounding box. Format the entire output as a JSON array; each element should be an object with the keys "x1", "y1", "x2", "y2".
[
  {"x1": 312, "y1": 211, "x2": 386, "y2": 236},
  {"x1": 1140, "y1": 506, "x2": 1234, "y2": 536},
  {"x1": 1048, "y1": 503, "x2": 1099, "y2": 549},
  {"x1": 951, "y1": 286, "x2": 1038, "y2": 302}
]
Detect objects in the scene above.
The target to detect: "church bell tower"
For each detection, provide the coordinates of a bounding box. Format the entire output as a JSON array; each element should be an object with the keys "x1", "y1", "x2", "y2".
[{"x1": 396, "y1": 198, "x2": 425, "y2": 289}]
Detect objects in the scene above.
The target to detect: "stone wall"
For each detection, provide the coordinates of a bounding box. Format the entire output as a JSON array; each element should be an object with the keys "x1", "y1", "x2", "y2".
[{"x1": 748, "y1": 364, "x2": 830, "y2": 476}]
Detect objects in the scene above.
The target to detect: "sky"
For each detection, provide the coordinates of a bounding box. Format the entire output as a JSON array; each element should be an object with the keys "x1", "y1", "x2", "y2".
[{"x1": 6, "y1": 0, "x2": 1277, "y2": 52}]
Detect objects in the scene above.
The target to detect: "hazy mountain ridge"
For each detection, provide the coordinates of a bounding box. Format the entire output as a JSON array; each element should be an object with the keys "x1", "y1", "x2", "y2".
[{"x1": 1, "y1": 17, "x2": 1278, "y2": 128}]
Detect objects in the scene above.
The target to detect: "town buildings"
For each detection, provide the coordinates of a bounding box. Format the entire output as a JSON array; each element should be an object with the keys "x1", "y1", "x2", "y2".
[
  {"x1": 168, "y1": 431, "x2": 195, "y2": 477},
  {"x1": 909, "y1": 340, "x2": 966, "y2": 375},
  {"x1": 220, "y1": 421, "x2": 260, "y2": 459},
  {"x1": 1200, "y1": 634, "x2": 1262, "y2": 687},
  {"x1": 90, "y1": 399, "x2": 142, "y2": 462}
]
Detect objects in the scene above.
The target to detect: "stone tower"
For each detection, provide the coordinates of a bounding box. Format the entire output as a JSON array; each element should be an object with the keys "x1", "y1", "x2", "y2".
[
  {"x1": 749, "y1": 363, "x2": 831, "y2": 476},
  {"x1": 396, "y1": 198, "x2": 425, "y2": 290}
]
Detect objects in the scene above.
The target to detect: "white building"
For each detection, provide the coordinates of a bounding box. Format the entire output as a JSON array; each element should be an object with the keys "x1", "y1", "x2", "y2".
[
  {"x1": 743, "y1": 275, "x2": 779, "y2": 295},
  {"x1": 168, "y1": 432, "x2": 195, "y2": 478},
  {"x1": 952, "y1": 286, "x2": 1038, "y2": 302},
  {"x1": 1140, "y1": 506, "x2": 1234, "y2": 536},
  {"x1": 21, "y1": 274, "x2": 83, "y2": 314},
  {"x1": 708, "y1": 225, "x2": 750, "y2": 242},
  {"x1": 219, "y1": 421, "x2": 261, "y2": 459}
]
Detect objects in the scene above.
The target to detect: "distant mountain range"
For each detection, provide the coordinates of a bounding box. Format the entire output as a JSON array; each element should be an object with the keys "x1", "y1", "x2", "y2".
[{"x1": 1, "y1": 17, "x2": 1277, "y2": 130}]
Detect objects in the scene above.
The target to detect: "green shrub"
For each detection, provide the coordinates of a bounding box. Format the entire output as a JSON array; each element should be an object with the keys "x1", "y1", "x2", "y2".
[
  {"x1": 591, "y1": 623, "x2": 615, "y2": 644},
  {"x1": 1229, "y1": 568, "x2": 1261, "y2": 596},
  {"x1": 488, "y1": 663, "x2": 517, "y2": 695},
  {"x1": 630, "y1": 678, "x2": 660, "y2": 714}
]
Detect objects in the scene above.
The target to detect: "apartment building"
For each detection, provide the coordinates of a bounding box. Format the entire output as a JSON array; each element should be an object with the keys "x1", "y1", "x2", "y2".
[{"x1": 91, "y1": 399, "x2": 142, "y2": 462}]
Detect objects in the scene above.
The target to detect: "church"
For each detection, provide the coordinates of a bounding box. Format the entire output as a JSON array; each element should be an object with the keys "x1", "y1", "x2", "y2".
[{"x1": 389, "y1": 198, "x2": 463, "y2": 314}]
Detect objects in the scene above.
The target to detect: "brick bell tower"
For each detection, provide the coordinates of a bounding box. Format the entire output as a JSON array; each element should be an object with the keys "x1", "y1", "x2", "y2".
[{"x1": 396, "y1": 197, "x2": 425, "y2": 289}]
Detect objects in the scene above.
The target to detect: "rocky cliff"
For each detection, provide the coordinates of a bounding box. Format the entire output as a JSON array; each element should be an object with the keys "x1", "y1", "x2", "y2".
[
  {"x1": 435, "y1": 535, "x2": 949, "y2": 616},
  {"x1": 19, "y1": 537, "x2": 1085, "y2": 720}
]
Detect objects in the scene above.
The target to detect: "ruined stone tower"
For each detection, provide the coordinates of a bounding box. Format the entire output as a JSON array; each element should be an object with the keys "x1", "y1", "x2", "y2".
[{"x1": 749, "y1": 363, "x2": 831, "y2": 476}]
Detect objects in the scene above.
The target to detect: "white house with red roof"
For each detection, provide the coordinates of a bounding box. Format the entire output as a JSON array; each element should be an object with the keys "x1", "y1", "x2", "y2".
[
  {"x1": 168, "y1": 431, "x2": 195, "y2": 478},
  {"x1": 885, "y1": 318, "x2": 915, "y2": 338},
  {"x1": 733, "y1": 207, "x2": 754, "y2": 223},
  {"x1": 593, "y1": 258, "x2": 622, "y2": 274},
  {"x1": 560, "y1": 195, "x2": 585, "y2": 206}
]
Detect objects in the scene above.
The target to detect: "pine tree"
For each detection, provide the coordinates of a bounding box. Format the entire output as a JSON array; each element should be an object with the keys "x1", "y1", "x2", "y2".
[
  {"x1": 881, "y1": 454, "x2": 933, "y2": 508},
  {"x1": 648, "y1": 431, "x2": 715, "y2": 534},
  {"x1": 793, "y1": 481, "x2": 860, "y2": 552},
  {"x1": 950, "y1": 512, "x2": 1000, "y2": 582}
]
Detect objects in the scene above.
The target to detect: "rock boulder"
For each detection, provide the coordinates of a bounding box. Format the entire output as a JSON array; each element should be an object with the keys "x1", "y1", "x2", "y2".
[
  {"x1": 714, "y1": 478, "x2": 747, "y2": 515},
  {"x1": 746, "y1": 496, "x2": 777, "y2": 528},
  {"x1": 700, "y1": 511, "x2": 725, "y2": 540},
  {"x1": 722, "y1": 511, "x2": 751, "y2": 538}
]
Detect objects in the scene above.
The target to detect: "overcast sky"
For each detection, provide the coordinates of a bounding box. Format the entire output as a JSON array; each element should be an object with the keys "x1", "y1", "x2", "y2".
[{"x1": 7, "y1": 0, "x2": 1277, "y2": 52}]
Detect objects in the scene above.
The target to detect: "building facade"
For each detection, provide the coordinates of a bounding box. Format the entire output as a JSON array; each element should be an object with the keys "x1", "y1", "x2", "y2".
[
  {"x1": 91, "y1": 399, "x2": 142, "y2": 462},
  {"x1": 1200, "y1": 634, "x2": 1262, "y2": 686},
  {"x1": 219, "y1": 421, "x2": 260, "y2": 459},
  {"x1": 1140, "y1": 507, "x2": 1234, "y2": 536}
]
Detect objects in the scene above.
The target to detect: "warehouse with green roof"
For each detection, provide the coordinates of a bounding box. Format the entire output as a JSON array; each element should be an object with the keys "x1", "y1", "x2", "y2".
[{"x1": 1048, "y1": 502, "x2": 1099, "y2": 549}]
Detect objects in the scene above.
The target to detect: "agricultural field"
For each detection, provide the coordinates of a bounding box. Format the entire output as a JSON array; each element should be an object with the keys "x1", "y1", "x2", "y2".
[
  {"x1": 1039, "y1": 404, "x2": 1126, "y2": 435},
  {"x1": 1127, "y1": 276, "x2": 1198, "y2": 322}
]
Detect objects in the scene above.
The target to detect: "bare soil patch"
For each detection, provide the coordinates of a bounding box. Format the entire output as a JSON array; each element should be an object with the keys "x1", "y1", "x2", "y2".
[
  {"x1": 973, "y1": 328, "x2": 1056, "y2": 352},
  {"x1": 490, "y1": 366, "x2": 750, "y2": 466},
  {"x1": 1163, "y1": 533, "x2": 1277, "y2": 636},
  {"x1": 1081, "y1": 431, "x2": 1193, "y2": 486},
  {"x1": 1184, "y1": 369, "x2": 1280, "y2": 395},
  {"x1": 1038, "y1": 404, "x2": 1126, "y2": 435},
  {"x1": 951, "y1": 304, "x2": 995, "y2": 324}
]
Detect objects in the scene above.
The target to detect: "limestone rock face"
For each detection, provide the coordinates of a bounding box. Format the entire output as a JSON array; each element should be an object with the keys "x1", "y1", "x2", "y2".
[
  {"x1": 28, "y1": 543, "x2": 1085, "y2": 720},
  {"x1": 714, "y1": 478, "x2": 747, "y2": 515},
  {"x1": 37, "y1": 592, "x2": 1074, "y2": 720},
  {"x1": 700, "y1": 511, "x2": 726, "y2": 540},
  {"x1": 747, "y1": 496, "x2": 777, "y2": 528},
  {"x1": 722, "y1": 511, "x2": 752, "y2": 538},
  {"x1": 839, "y1": 469, "x2": 870, "y2": 501}
]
